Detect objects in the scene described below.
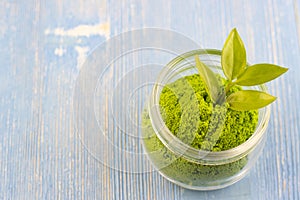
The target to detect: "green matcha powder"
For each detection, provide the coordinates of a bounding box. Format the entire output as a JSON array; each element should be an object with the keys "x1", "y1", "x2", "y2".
[{"x1": 142, "y1": 74, "x2": 258, "y2": 186}]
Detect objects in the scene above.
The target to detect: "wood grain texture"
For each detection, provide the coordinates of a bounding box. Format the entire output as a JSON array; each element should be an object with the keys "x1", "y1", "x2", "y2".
[{"x1": 0, "y1": 0, "x2": 299, "y2": 199}]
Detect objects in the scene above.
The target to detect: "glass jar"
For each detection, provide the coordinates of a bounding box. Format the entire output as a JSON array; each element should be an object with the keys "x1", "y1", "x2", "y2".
[{"x1": 141, "y1": 49, "x2": 270, "y2": 190}]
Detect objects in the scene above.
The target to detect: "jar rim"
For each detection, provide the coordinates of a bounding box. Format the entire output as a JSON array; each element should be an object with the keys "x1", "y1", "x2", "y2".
[{"x1": 148, "y1": 49, "x2": 271, "y2": 163}]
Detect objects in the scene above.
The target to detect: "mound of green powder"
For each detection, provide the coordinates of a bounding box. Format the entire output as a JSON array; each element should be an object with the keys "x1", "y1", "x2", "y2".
[
  {"x1": 159, "y1": 74, "x2": 258, "y2": 151},
  {"x1": 142, "y1": 74, "x2": 259, "y2": 186}
]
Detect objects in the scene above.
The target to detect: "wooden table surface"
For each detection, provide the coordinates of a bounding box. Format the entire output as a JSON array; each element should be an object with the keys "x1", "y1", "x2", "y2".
[{"x1": 0, "y1": 0, "x2": 299, "y2": 199}]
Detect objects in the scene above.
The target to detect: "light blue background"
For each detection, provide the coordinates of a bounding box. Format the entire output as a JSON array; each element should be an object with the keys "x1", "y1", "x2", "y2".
[{"x1": 0, "y1": 0, "x2": 299, "y2": 199}]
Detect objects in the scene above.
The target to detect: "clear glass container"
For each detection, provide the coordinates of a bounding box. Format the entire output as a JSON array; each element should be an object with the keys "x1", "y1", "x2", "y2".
[{"x1": 141, "y1": 49, "x2": 270, "y2": 190}]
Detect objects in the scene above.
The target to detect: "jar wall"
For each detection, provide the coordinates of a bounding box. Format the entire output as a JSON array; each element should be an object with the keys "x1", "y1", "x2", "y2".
[
  {"x1": 141, "y1": 49, "x2": 270, "y2": 190},
  {"x1": 142, "y1": 110, "x2": 267, "y2": 190}
]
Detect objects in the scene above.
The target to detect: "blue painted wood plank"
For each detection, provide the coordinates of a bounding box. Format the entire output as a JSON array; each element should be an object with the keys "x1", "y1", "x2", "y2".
[{"x1": 0, "y1": 0, "x2": 299, "y2": 199}]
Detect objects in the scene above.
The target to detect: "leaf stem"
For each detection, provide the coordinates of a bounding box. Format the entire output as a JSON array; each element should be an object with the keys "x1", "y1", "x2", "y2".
[
  {"x1": 225, "y1": 81, "x2": 235, "y2": 94},
  {"x1": 215, "y1": 93, "x2": 225, "y2": 105}
]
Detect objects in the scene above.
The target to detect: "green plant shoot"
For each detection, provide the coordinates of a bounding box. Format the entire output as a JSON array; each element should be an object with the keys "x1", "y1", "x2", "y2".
[{"x1": 195, "y1": 28, "x2": 288, "y2": 111}]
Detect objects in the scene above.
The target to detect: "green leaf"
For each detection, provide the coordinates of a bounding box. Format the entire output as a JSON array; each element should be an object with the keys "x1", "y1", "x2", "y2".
[
  {"x1": 195, "y1": 56, "x2": 224, "y2": 103},
  {"x1": 227, "y1": 90, "x2": 276, "y2": 111},
  {"x1": 221, "y1": 28, "x2": 247, "y2": 81},
  {"x1": 235, "y1": 64, "x2": 288, "y2": 86}
]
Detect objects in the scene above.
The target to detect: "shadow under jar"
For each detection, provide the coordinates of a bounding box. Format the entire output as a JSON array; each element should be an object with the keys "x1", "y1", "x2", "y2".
[{"x1": 141, "y1": 49, "x2": 270, "y2": 190}]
